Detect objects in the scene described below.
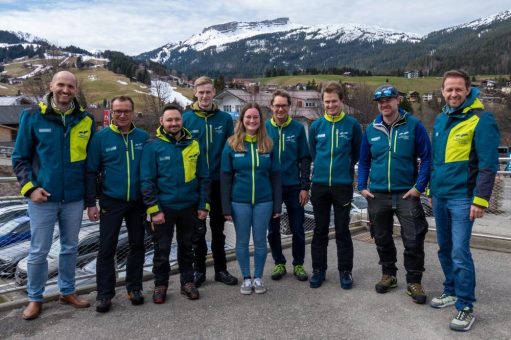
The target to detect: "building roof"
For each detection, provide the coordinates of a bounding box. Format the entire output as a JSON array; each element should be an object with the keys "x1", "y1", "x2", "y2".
[{"x1": 0, "y1": 106, "x2": 29, "y2": 125}]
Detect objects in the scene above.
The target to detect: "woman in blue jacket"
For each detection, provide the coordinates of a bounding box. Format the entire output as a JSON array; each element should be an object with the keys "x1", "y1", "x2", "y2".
[{"x1": 221, "y1": 103, "x2": 282, "y2": 295}]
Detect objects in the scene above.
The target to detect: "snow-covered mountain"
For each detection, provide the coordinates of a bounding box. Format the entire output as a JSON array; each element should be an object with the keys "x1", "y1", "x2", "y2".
[
  {"x1": 137, "y1": 11, "x2": 511, "y2": 76},
  {"x1": 146, "y1": 17, "x2": 421, "y2": 65}
]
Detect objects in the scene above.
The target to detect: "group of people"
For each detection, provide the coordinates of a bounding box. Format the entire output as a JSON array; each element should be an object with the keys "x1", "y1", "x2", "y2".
[{"x1": 11, "y1": 69, "x2": 499, "y2": 332}]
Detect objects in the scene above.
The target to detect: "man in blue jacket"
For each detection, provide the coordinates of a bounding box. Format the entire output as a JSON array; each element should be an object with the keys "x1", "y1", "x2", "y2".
[
  {"x1": 86, "y1": 96, "x2": 149, "y2": 313},
  {"x1": 141, "y1": 104, "x2": 210, "y2": 303},
  {"x1": 308, "y1": 81, "x2": 362, "y2": 289},
  {"x1": 12, "y1": 71, "x2": 93, "y2": 320},
  {"x1": 265, "y1": 90, "x2": 311, "y2": 282},
  {"x1": 358, "y1": 85, "x2": 431, "y2": 304},
  {"x1": 183, "y1": 76, "x2": 237, "y2": 287},
  {"x1": 430, "y1": 70, "x2": 500, "y2": 332}
]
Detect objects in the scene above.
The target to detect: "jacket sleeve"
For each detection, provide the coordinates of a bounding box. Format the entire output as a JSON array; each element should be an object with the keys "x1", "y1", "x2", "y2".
[
  {"x1": 414, "y1": 122, "x2": 432, "y2": 193},
  {"x1": 271, "y1": 146, "x2": 282, "y2": 214},
  {"x1": 472, "y1": 111, "x2": 500, "y2": 208},
  {"x1": 226, "y1": 116, "x2": 234, "y2": 138},
  {"x1": 357, "y1": 130, "x2": 372, "y2": 191},
  {"x1": 140, "y1": 142, "x2": 161, "y2": 216},
  {"x1": 220, "y1": 144, "x2": 233, "y2": 215},
  {"x1": 298, "y1": 125, "x2": 311, "y2": 191},
  {"x1": 85, "y1": 133, "x2": 101, "y2": 207},
  {"x1": 351, "y1": 120, "x2": 362, "y2": 168},
  {"x1": 196, "y1": 145, "x2": 211, "y2": 211},
  {"x1": 11, "y1": 109, "x2": 38, "y2": 197}
]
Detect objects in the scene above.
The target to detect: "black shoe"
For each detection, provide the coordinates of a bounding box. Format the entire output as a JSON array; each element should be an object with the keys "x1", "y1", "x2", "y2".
[
  {"x1": 215, "y1": 270, "x2": 238, "y2": 285},
  {"x1": 181, "y1": 282, "x2": 200, "y2": 300},
  {"x1": 152, "y1": 286, "x2": 167, "y2": 304},
  {"x1": 128, "y1": 290, "x2": 144, "y2": 306},
  {"x1": 96, "y1": 298, "x2": 111, "y2": 313},
  {"x1": 194, "y1": 271, "x2": 206, "y2": 287}
]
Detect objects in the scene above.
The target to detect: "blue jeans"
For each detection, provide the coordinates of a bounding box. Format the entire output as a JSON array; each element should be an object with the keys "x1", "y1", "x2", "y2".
[
  {"x1": 27, "y1": 200, "x2": 84, "y2": 301},
  {"x1": 268, "y1": 186, "x2": 305, "y2": 266},
  {"x1": 433, "y1": 197, "x2": 476, "y2": 310},
  {"x1": 232, "y1": 201, "x2": 273, "y2": 279}
]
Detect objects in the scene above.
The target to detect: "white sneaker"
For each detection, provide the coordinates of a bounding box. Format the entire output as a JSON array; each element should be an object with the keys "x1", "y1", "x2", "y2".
[
  {"x1": 240, "y1": 278, "x2": 253, "y2": 295},
  {"x1": 430, "y1": 293, "x2": 457, "y2": 308},
  {"x1": 253, "y1": 278, "x2": 267, "y2": 294}
]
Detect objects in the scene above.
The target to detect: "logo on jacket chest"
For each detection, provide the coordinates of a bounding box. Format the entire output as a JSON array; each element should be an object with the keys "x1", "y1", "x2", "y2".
[
  {"x1": 453, "y1": 133, "x2": 470, "y2": 145},
  {"x1": 284, "y1": 134, "x2": 296, "y2": 143},
  {"x1": 338, "y1": 131, "x2": 350, "y2": 139},
  {"x1": 105, "y1": 146, "x2": 117, "y2": 152},
  {"x1": 397, "y1": 131, "x2": 410, "y2": 140}
]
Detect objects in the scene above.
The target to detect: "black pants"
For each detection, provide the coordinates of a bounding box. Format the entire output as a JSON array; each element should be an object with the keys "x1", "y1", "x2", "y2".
[
  {"x1": 153, "y1": 206, "x2": 197, "y2": 286},
  {"x1": 310, "y1": 184, "x2": 353, "y2": 272},
  {"x1": 96, "y1": 196, "x2": 146, "y2": 300},
  {"x1": 368, "y1": 192, "x2": 428, "y2": 283},
  {"x1": 193, "y1": 180, "x2": 227, "y2": 273}
]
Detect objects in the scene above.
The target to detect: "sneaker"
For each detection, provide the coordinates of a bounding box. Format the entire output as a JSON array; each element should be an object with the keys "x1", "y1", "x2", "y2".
[
  {"x1": 375, "y1": 274, "x2": 397, "y2": 294},
  {"x1": 180, "y1": 282, "x2": 200, "y2": 300},
  {"x1": 271, "y1": 264, "x2": 287, "y2": 280},
  {"x1": 430, "y1": 293, "x2": 457, "y2": 309},
  {"x1": 215, "y1": 270, "x2": 238, "y2": 285},
  {"x1": 95, "y1": 298, "x2": 111, "y2": 313},
  {"x1": 406, "y1": 283, "x2": 427, "y2": 304},
  {"x1": 309, "y1": 270, "x2": 326, "y2": 288},
  {"x1": 128, "y1": 290, "x2": 144, "y2": 306},
  {"x1": 193, "y1": 271, "x2": 206, "y2": 288},
  {"x1": 293, "y1": 265, "x2": 308, "y2": 281},
  {"x1": 253, "y1": 278, "x2": 267, "y2": 294},
  {"x1": 240, "y1": 278, "x2": 253, "y2": 295},
  {"x1": 152, "y1": 286, "x2": 167, "y2": 304},
  {"x1": 449, "y1": 307, "x2": 475, "y2": 332},
  {"x1": 340, "y1": 271, "x2": 353, "y2": 290}
]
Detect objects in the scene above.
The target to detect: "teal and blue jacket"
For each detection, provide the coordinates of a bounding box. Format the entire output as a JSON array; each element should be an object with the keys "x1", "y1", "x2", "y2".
[
  {"x1": 358, "y1": 109, "x2": 431, "y2": 193},
  {"x1": 265, "y1": 117, "x2": 311, "y2": 190},
  {"x1": 12, "y1": 94, "x2": 95, "y2": 203},
  {"x1": 309, "y1": 112, "x2": 362, "y2": 186},
  {"x1": 183, "y1": 103, "x2": 234, "y2": 181},
  {"x1": 220, "y1": 135, "x2": 282, "y2": 215},
  {"x1": 140, "y1": 126, "x2": 210, "y2": 214},
  {"x1": 85, "y1": 123, "x2": 149, "y2": 206},
  {"x1": 431, "y1": 87, "x2": 500, "y2": 208}
]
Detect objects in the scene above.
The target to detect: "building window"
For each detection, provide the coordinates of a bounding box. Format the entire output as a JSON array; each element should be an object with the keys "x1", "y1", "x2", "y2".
[
  {"x1": 235, "y1": 105, "x2": 241, "y2": 113},
  {"x1": 223, "y1": 105, "x2": 232, "y2": 112},
  {"x1": 305, "y1": 101, "x2": 317, "y2": 107}
]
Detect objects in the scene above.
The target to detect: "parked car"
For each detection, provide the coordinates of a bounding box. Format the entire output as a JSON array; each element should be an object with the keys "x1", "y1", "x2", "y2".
[
  {"x1": 15, "y1": 224, "x2": 102, "y2": 286},
  {"x1": 0, "y1": 205, "x2": 28, "y2": 227},
  {"x1": 0, "y1": 226, "x2": 60, "y2": 277},
  {"x1": 0, "y1": 199, "x2": 27, "y2": 209},
  {"x1": 280, "y1": 192, "x2": 368, "y2": 234},
  {"x1": 0, "y1": 216, "x2": 31, "y2": 248}
]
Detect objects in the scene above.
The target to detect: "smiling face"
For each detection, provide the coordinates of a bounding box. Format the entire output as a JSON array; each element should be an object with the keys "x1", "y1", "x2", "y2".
[
  {"x1": 323, "y1": 92, "x2": 343, "y2": 116},
  {"x1": 377, "y1": 97, "x2": 400, "y2": 122},
  {"x1": 243, "y1": 108, "x2": 261, "y2": 135},
  {"x1": 49, "y1": 71, "x2": 77, "y2": 107},
  {"x1": 160, "y1": 109, "x2": 183, "y2": 135},
  {"x1": 194, "y1": 83, "x2": 216, "y2": 110},
  {"x1": 111, "y1": 99, "x2": 134, "y2": 133},
  {"x1": 442, "y1": 76, "x2": 470, "y2": 108},
  {"x1": 271, "y1": 95, "x2": 290, "y2": 124}
]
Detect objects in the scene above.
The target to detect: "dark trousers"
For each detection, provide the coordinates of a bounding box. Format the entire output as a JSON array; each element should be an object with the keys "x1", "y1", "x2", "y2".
[
  {"x1": 96, "y1": 196, "x2": 146, "y2": 300},
  {"x1": 268, "y1": 185, "x2": 305, "y2": 266},
  {"x1": 310, "y1": 184, "x2": 353, "y2": 272},
  {"x1": 153, "y1": 206, "x2": 197, "y2": 286},
  {"x1": 193, "y1": 180, "x2": 227, "y2": 273},
  {"x1": 368, "y1": 192, "x2": 428, "y2": 283}
]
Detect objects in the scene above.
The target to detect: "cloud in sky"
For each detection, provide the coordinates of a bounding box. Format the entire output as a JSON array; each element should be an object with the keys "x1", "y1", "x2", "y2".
[{"x1": 0, "y1": 0, "x2": 509, "y2": 55}]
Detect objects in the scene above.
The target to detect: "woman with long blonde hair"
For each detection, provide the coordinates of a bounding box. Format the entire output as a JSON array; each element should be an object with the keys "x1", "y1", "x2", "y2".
[{"x1": 220, "y1": 103, "x2": 282, "y2": 295}]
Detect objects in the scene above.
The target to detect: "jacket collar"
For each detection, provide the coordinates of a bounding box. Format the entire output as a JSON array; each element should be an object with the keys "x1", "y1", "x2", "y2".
[
  {"x1": 270, "y1": 115, "x2": 292, "y2": 128},
  {"x1": 109, "y1": 122, "x2": 136, "y2": 134},
  {"x1": 324, "y1": 111, "x2": 345, "y2": 123},
  {"x1": 156, "y1": 126, "x2": 193, "y2": 144},
  {"x1": 373, "y1": 109, "x2": 408, "y2": 126},
  {"x1": 244, "y1": 134, "x2": 257, "y2": 143},
  {"x1": 192, "y1": 101, "x2": 219, "y2": 118}
]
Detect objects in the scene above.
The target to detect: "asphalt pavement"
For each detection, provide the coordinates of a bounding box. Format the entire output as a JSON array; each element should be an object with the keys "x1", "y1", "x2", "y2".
[{"x1": 0, "y1": 234, "x2": 510, "y2": 340}]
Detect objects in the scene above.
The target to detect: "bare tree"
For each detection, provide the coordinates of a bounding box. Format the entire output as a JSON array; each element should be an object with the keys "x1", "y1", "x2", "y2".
[{"x1": 344, "y1": 83, "x2": 378, "y2": 127}]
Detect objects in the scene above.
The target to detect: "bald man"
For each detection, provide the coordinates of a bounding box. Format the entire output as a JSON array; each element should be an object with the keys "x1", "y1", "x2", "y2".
[{"x1": 12, "y1": 71, "x2": 95, "y2": 320}]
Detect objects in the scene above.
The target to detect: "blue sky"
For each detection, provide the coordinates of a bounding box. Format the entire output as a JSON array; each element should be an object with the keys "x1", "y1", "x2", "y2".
[{"x1": 0, "y1": 0, "x2": 509, "y2": 55}]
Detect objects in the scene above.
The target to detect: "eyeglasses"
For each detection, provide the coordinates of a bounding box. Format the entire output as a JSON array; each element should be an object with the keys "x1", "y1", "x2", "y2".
[
  {"x1": 373, "y1": 89, "x2": 396, "y2": 101},
  {"x1": 111, "y1": 110, "x2": 133, "y2": 117},
  {"x1": 272, "y1": 104, "x2": 289, "y2": 109}
]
